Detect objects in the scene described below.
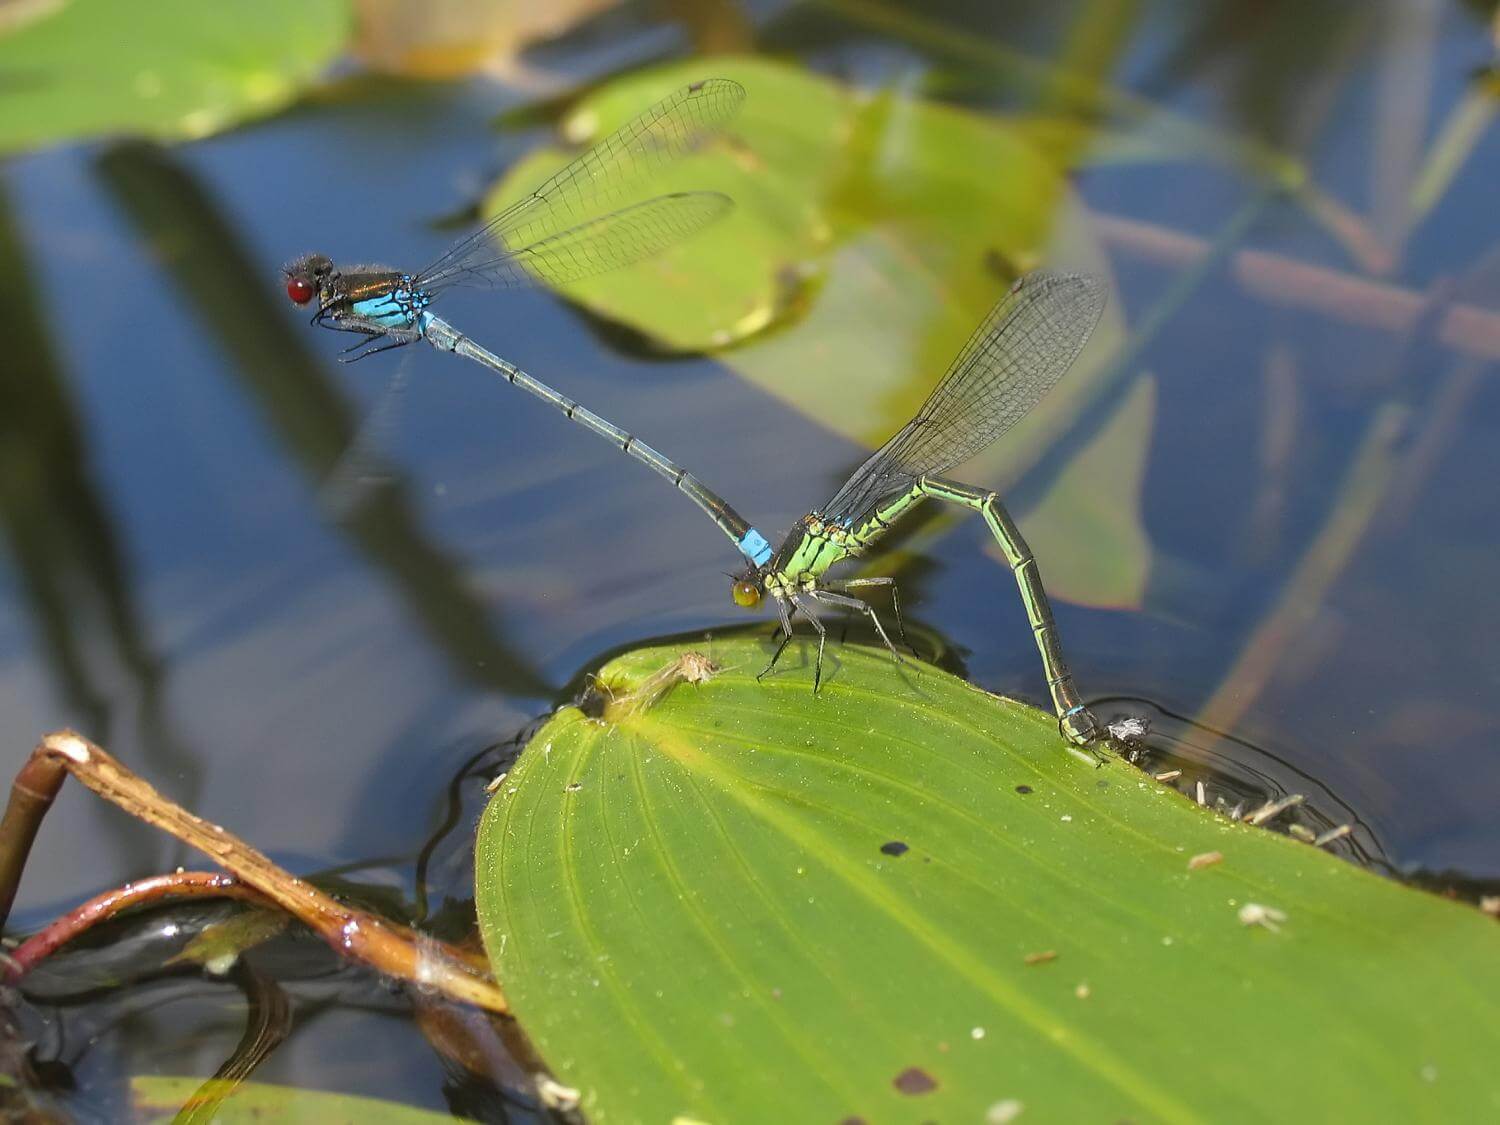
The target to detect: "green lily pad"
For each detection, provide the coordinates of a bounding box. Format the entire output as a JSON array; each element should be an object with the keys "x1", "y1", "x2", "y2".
[
  {"x1": 476, "y1": 639, "x2": 1500, "y2": 1123},
  {"x1": 484, "y1": 58, "x2": 1150, "y2": 608},
  {"x1": 132, "y1": 1076, "x2": 471, "y2": 1123},
  {"x1": 0, "y1": 0, "x2": 348, "y2": 156}
]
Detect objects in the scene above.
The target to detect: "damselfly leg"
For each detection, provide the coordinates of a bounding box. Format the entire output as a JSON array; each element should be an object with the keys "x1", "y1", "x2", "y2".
[
  {"x1": 823, "y1": 576, "x2": 915, "y2": 654},
  {"x1": 757, "y1": 594, "x2": 835, "y2": 692},
  {"x1": 913, "y1": 475, "x2": 1099, "y2": 744},
  {"x1": 806, "y1": 588, "x2": 904, "y2": 663}
]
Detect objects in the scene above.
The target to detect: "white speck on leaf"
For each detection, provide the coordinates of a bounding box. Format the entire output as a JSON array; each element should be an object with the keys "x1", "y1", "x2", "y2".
[
  {"x1": 1238, "y1": 903, "x2": 1287, "y2": 932},
  {"x1": 987, "y1": 1097, "x2": 1024, "y2": 1122}
]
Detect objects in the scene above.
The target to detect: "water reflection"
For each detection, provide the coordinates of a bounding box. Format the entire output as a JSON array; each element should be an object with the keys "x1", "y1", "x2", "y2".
[
  {"x1": 95, "y1": 140, "x2": 553, "y2": 699},
  {"x1": 0, "y1": 186, "x2": 190, "y2": 879}
]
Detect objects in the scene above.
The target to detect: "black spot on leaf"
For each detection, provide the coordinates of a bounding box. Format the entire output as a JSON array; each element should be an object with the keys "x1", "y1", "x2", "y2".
[
  {"x1": 880, "y1": 841, "x2": 909, "y2": 856},
  {"x1": 893, "y1": 1066, "x2": 938, "y2": 1095}
]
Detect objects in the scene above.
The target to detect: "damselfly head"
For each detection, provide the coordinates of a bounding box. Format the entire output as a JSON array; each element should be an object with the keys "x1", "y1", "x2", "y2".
[
  {"x1": 282, "y1": 253, "x2": 335, "y2": 306},
  {"x1": 730, "y1": 569, "x2": 763, "y2": 608}
]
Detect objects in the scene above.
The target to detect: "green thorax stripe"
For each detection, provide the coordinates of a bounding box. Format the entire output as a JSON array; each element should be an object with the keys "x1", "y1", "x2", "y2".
[{"x1": 844, "y1": 483, "x2": 925, "y2": 548}]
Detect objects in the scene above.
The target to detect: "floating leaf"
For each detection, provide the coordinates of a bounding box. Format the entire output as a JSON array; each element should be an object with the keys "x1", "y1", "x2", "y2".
[
  {"x1": 477, "y1": 639, "x2": 1500, "y2": 1123},
  {"x1": 0, "y1": 0, "x2": 349, "y2": 156},
  {"x1": 484, "y1": 57, "x2": 1150, "y2": 607}
]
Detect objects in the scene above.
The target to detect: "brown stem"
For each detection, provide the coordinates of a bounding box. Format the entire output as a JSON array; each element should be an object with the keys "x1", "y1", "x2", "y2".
[
  {"x1": 0, "y1": 750, "x2": 70, "y2": 929},
  {"x1": 3, "y1": 871, "x2": 271, "y2": 979},
  {"x1": 11, "y1": 731, "x2": 508, "y2": 1013}
]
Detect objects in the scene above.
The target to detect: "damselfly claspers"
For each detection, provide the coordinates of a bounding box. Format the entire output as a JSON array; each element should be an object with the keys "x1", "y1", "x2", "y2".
[{"x1": 728, "y1": 272, "x2": 1107, "y2": 745}]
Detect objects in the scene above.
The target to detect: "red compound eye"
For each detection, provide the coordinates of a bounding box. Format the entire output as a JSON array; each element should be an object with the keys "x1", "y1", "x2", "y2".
[{"x1": 286, "y1": 276, "x2": 315, "y2": 305}]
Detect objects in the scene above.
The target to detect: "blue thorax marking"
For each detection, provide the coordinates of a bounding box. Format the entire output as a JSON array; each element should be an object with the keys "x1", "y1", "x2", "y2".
[
  {"x1": 351, "y1": 279, "x2": 431, "y2": 331},
  {"x1": 738, "y1": 528, "x2": 773, "y2": 567}
]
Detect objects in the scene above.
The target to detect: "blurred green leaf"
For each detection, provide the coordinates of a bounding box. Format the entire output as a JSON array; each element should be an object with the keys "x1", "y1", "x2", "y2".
[
  {"x1": 486, "y1": 57, "x2": 1150, "y2": 607},
  {"x1": 1411, "y1": 70, "x2": 1500, "y2": 220},
  {"x1": 477, "y1": 639, "x2": 1500, "y2": 1123},
  {"x1": 815, "y1": 0, "x2": 1307, "y2": 188},
  {"x1": 0, "y1": 0, "x2": 349, "y2": 156},
  {"x1": 132, "y1": 1076, "x2": 471, "y2": 1122},
  {"x1": 1020, "y1": 374, "x2": 1154, "y2": 608}
]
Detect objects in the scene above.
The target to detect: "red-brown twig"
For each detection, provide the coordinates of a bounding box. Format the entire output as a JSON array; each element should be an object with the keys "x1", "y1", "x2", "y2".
[
  {"x1": 3, "y1": 871, "x2": 271, "y2": 980},
  {"x1": 3, "y1": 731, "x2": 507, "y2": 1013}
]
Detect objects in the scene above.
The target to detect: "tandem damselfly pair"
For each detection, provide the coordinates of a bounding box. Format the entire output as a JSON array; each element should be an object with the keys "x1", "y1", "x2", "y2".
[{"x1": 283, "y1": 79, "x2": 1105, "y2": 745}]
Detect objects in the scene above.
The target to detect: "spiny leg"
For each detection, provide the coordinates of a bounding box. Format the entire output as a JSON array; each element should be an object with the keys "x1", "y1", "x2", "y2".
[
  {"x1": 342, "y1": 336, "x2": 414, "y2": 362},
  {"x1": 791, "y1": 594, "x2": 828, "y2": 692},
  {"x1": 918, "y1": 476, "x2": 1101, "y2": 746},
  {"x1": 757, "y1": 596, "x2": 798, "y2": 682},
  {"x1": 338, "y1": 331, "x2": 384, "y2": 355},
  {"x1": 809, "y1": 588, "x2": 904, "y2": 664},
  {"x1": 826, "y1": 576, "x2": 914, "y2": 654}
]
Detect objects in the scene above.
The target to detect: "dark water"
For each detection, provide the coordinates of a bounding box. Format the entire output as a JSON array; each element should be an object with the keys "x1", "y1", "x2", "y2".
[{"x1": 2, "y1": 0, "x2": 1497, "y2": 1116}]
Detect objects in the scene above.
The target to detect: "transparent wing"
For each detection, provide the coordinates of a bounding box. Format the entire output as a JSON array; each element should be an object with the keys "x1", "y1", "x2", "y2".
[
  {"x1": 822, "y1": 272, "x2": 1107, "y2": 525},
  {"x1": 413, "y1": 191, "x2": 731, "y2": 294},
  {"x1": 416, "y1": 78, "x2": 744, "y2": 292}
]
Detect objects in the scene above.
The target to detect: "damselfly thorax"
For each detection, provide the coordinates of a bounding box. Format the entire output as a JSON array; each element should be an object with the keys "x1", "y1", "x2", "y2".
[{"x1": 762, "y1": 515, "x2": 863, "y2": 595}]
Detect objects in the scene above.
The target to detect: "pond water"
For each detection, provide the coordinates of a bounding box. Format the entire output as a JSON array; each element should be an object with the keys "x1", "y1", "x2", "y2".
[{"x1": 1, "y1": 0, "x2": 1497, "y2": 1116}]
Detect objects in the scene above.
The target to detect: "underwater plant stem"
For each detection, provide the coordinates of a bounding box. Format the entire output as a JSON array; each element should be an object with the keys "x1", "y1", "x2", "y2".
[
  {"x1": 1093, "y1": 210, "x2": 1500, "y2": 362},
  {"x1": 1198, "y1": 405, "x2": 1407, "y2": 733},
  {"x1": 3, "y1": 871, "x2": 270, "y2": 979},
  {"x1": 7, "y1": 730, "x2": 508, "y2": 1013}
]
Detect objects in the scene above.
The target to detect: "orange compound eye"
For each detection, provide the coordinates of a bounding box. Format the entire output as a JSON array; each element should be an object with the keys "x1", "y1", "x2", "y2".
[{"x1": 731, "y1": 579, "x2": 761, "y2": 608}]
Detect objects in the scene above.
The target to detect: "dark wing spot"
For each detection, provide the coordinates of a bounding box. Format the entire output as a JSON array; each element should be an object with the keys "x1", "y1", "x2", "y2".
[
  {"x1": 880, "y1": 841, "x2": 909, "y2": 856},
  {"x1": 892, "y1": 1067, "x2": 938, "y2": 1095}
]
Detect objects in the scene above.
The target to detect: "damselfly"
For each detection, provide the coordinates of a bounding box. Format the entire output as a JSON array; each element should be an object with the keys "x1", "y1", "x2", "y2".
[
  {"x1": 728, "y1": 272, "x2": 1107, "y2": 745},
  {"x1": 282, "y1": 80, "x2": 1102, "y2": 742},
  {"x1": 282, "y1": 76, "x2": 741, "y2": 358},
  {"x1": 284, "y1": 79, "x2": 769, "y2": 562}
]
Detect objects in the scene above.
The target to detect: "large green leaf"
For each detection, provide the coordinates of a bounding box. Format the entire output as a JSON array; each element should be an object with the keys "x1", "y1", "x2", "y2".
[
  {"x1": 484, "y1": 58, "x2": 1151, "y2": 608},
  {"x1": 0, "y1": 0, "x2": 349, "y2": 156},
  {"x1": 477, "y1": 639, "x2": 1500, "y2": 1123}
]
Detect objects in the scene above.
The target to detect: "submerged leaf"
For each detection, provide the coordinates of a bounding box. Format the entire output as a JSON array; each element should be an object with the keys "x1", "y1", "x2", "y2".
[
  {"x1": 166, "y1": 907, "x2": 290, "y2": 974},
  {"x1": 477, "y1": 638, "x2": 1500, "y2": 1123},
  {"x1": 132, "y1": 1076, "x2": 473, "y2": 1122}
]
